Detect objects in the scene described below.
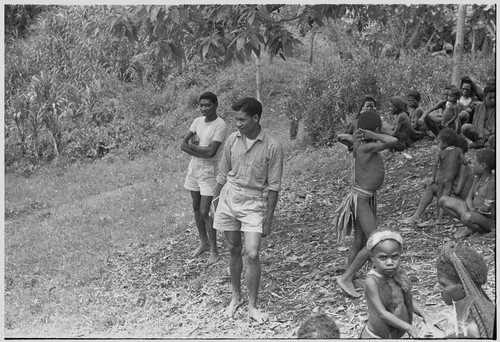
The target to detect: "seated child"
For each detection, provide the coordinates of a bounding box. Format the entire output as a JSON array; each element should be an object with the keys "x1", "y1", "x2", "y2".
[
  {"x1": 406, "y1": 90, "x2": 427, "y2": 140},
  {"x1": 337, "y1": 95, "x2": 377, "y2": 151},
  {"x1": 401, "y1": 134, "x2": 473, "y2": 224},
  {"x1": 385, "y1": 96, "x2": 412, "y2": 151},
  {"x1": 334, "y1": 111, "x2": 398, "y2": 298},
  {"x1": 438, "y1": 148, "x2": 495, "y2": 238},
  {"x1": 431, "y1": 128, "x2": 467, "y2": 222},
  {"x1": 441, "y1": 87, "x2": 462, "y2": 132},
  {"x1": 297, "y1": 313, "x2": 340, "y2": 339},
  {"x1": 362, "y1": 229, "x2": 430, "y2": 339},
  {"x1": 436, "y1": 242, "x2": 495, "y2": 338}
]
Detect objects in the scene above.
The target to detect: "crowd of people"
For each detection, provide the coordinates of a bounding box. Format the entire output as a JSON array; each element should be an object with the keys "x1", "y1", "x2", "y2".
[{"x1": 180, "y1": 79, "x2": 495, "y2": 338}]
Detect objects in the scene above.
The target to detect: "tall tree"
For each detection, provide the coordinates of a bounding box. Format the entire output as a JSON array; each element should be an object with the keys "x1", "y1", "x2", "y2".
[{"x1": 452, "y1": 5, "x2": 467, "y2": 87}]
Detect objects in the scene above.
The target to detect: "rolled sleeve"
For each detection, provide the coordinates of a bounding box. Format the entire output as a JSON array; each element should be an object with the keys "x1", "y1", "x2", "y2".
[
  {"x1": 216, "y1": 135, "x2": 233, "y2": 185},
  {"x1": 266, "y1": 142, "x2": 284, "y2": 192}
]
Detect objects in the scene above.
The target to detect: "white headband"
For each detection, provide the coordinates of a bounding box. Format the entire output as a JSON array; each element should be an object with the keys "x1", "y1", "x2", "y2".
[{"x1": 366, "y1": 229, "x2": 403, "y2": 251}]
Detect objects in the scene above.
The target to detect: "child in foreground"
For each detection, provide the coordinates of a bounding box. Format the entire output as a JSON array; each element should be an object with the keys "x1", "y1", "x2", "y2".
[
  {"x1": 431, "y1": 128, "x2": 467, "y2": 222},
  {"x1": 436, "y1": 242, "x2": 495, "y2": 338},
  {"x1": 297, "y1": 313, "x2": 340, "y2": 339},
  {"x1": 362, "y1": 229, "x2": 431, "y2": 339},
  {"x1": 334, "y1": 110, "x2": 397, "y2": 297}
]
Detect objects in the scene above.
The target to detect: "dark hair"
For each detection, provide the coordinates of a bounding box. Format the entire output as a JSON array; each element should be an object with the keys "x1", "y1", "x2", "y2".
[
  {"x1": 436, "y1": 244, "x2": 488, "y2": 286},
  {"x1": 438, "y1": 128, "x2": 458, "y2": 146},
  {"x1": 363, "y1": 95, "x2": 377, "y2": 107},
  {"x1": 476, "y1": 149, "x2": 495, "y2": 171},
  {"x1": 448, "y1": 87, "x2": 461, "y2": 99},
  {"x1": 298, "y1": 314, "x2": 340, "y2": 339},
  {"x1": 357, "y1": 110, "x2": 382, "y2": 132},
  {"x1": 407, "y1": 90, "x2": 421, "y2": 103},
  {"x1": 460, "y1": 76, "x2": 484, "y2": 101},
  {"x1": 455, "y1": 134, "x2": 469, "y2": 153},
  {"x1": 231, "y1": 97, "x2": 262, "y2": 120},
  {"x1": 444, "y1": 84, "x2": 452, "y2": 90},
  {"x1": 199, "y1": 92, "x2": 218, "y2": 105},
  {"x1": 483, "y1": 85, "x2": 495, "y2": 96}
]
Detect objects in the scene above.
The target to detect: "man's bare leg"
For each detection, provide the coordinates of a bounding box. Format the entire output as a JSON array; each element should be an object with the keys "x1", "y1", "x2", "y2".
[
  {"x1": 200, "y1": 195, "x2": 219, "y2": 264},
  {"x1": 223, "y1": 231, "x2": 245, "y2": 317},
  {"x1": 190, "y1": 191, "x2": 210, "y2": 257},
  {"x1": 244, "y1": 232, "x2": 268, "y2": 323},
  {"x1": 337, "y1": 197, "x2": 376, "y2": 297},
  {"x1": 461, "y1": 211, "x2": 495, "y2": 234}
]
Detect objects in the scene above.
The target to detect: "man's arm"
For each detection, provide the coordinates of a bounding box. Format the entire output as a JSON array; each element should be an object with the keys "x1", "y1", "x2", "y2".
[
  {"x1": 419, "y1": 100, "x2": 446, "y2": 124},
  {"x1": 189, "y1": 141, "x2": 222, "y2": 159},
  {"x1": 262, "y1": 190, "x2": 279, "y2": 237}
]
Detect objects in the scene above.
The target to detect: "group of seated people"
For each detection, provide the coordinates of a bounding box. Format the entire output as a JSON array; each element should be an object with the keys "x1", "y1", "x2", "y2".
[{"x1": 337, "y1": 76, "x2": 496, "y2": 239}]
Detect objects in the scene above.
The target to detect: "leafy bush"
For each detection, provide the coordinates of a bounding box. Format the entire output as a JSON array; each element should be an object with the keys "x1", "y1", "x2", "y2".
[{"x1": 297, "y1": 48, "x2": 495, "y2": 146}]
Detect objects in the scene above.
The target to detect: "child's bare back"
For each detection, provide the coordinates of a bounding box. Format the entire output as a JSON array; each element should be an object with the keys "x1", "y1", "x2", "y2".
[{"x1": 437, "y1": 147, "x2": 464, "y2": 182}]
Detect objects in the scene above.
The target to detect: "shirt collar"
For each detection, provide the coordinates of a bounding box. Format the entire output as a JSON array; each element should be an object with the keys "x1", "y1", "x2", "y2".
[{"x1": 236, "y1": 129, "x2": 264, "y2": 141}]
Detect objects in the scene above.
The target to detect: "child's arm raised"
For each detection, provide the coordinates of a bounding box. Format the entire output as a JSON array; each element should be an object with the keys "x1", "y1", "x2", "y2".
[
  {"x1": 365, "y1": 277, "x2": 420, "y2": 338},
  {"x1": 418, "y1": 100, "x2": 446, "y2": 125},
  {"x1": 356, "y1": 129, "x2": 398, "y2": 152}
]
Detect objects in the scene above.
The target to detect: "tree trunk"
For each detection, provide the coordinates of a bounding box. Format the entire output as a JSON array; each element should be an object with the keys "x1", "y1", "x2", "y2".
[
  {"x1": 471, "y1": 29, "x2": 476, "y2": 60},
  {"x1": 406, "y1": 21, "x2": 421, "y2": 50},
  {"x1": 479, "y1": 34, "x2": 490, "y2": 58},
  {"x1": 309, "y1": 29, "x2": 317, "y2": 65},
  {"x1": 425, "y1": 29, "x2": 436, "y2": 51},
  {"x1": 254, "y1": 52, "x2": 262, "y2": 102},
  {"x1": 452, "y1": 4, "x2": 466, "y2": 87}
]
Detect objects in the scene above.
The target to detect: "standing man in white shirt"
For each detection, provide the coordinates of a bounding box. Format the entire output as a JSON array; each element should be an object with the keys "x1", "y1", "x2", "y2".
[{"x1": 181, "y1": 92, "x2": 227, "y2": 265}]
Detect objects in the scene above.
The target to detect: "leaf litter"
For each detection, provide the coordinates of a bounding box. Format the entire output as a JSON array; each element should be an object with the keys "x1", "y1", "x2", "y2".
[{"x1": 100, "y1": 140, "x2": 494, "y2": 338}]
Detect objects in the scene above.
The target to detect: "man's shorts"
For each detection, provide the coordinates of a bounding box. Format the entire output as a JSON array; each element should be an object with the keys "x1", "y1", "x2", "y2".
[
  {"x1": 184, "y1": 158, "x2": 217, "y2": 196},
  {"x1": 213, "y1": 183, "x2": 265, "y2": 233}
]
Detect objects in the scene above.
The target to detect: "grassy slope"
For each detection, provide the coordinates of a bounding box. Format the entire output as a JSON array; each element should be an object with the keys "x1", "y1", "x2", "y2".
[{"x1": 4, "y1": 60, "x2": 496, "y2": 338}]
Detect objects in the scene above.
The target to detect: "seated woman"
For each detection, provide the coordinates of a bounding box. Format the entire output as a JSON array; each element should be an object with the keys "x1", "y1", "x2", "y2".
[
  {"x1": 435, "y1": 242, "x2": 494, "y2": 338},
  {"x1": 458, "y1": 76, "x2": 484, "y2": 124},
  {"x1": 438, "y1": 149, "x2": 495, "y2": 238},
  {"x1": 461, "y1": 85, "x2": 495, "y2": 149}
]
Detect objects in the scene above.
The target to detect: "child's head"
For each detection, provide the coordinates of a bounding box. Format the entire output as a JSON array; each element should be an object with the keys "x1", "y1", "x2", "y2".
[
  {"x1": 447, "y1": 87, "x2": 461, "y2": 103},
  {"x1": 406, "y1": 90, "x2": 421, "y2": 107},
  {"x1": 454, "y1": 134, "x2": 469, "y2": 153},
  {"x1": 436, "y1": 242, "x2": 488, "y2": 305},
  {"x1": 389, "y1": 96, "x2": 409, "y2": 115},
  {"x1": 437, "y1": 128, "x2": 458, "y2": 148},
  {"x1": 297, "y1": 313, "x2": 340, "y2": 339},
  {"x1": 357, "y1": 110, "x2": 382, "y2": 132},
  {"x1": 361, "y1": 96, "x2": 377, "y2": 113},
  {"x1": 483, "y1": 85, "x2": 495, "y2": 108},
  {"x1": 367, "y1": 229, "x2": 403, "y2": 276},
  {"x1": 443, "y1": 84, "x2": 452, "y2": 99},
  {"x1": 472, "y1": 148, "x2": 495, "y2": 173}
]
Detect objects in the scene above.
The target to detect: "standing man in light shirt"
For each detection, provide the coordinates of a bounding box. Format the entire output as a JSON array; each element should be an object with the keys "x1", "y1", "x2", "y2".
[
  {"x1": 212, "y1": 97, "x2": 284, "y2": 324},
  {"x1": 181, "y1": 92, "x2": 227, "y2": 265}
]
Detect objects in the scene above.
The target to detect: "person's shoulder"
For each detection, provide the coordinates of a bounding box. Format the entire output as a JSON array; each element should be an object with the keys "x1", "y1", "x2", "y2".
[{"x1": 215, "y1": 116, "x2": 228, "y2": 126}]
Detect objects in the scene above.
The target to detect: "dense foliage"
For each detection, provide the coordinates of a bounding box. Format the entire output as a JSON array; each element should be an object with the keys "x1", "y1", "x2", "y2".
[{"x1": 4, "y1": 4, "x2": 496, "y2": 171}]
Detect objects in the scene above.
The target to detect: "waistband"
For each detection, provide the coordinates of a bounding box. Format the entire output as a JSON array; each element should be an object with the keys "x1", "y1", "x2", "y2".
[
  {"x1": 191, "y1": 157, "x2": 218, "y2": 165},
  {"x1": 226, "y1": 182, "x2": 263, "y2": 196}
]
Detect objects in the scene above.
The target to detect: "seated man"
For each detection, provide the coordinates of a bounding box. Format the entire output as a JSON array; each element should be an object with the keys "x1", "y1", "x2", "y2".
[{"x1": 461, "y1": 85, "x2": 495, "y2": 149}]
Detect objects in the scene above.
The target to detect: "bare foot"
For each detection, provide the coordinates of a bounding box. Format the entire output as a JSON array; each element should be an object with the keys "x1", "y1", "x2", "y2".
[
  {"x1": 207, "y1": 252, "x2": 220, "y2": 265},
  {"x1": 454, "y1": 227, "x2": 473, "y2": 239},
  {"x1": 336, "y1": 276, "x2": 361, "y2": 298},
  {"x1": 400, "y1": 216, "x2": 420, "y2": 224},
  {"x1": 248, "y1": 307, "x2": 269, "y2": 324},
  {"x1": 191, "y1": 243, "x2": 210, "y2": 258},
  {"x1": 223, "y1": 296, "x2": 245, "y2": 318}
]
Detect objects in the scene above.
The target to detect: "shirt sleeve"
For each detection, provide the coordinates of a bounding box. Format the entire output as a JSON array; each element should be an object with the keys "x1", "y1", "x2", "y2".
[
  {"x1": 189, "y1": 117, "x2": 198, "y2": 133},
  {"x1": 212, "y1": 119, "x2": 227, "y2": 143},
  {"x1": 266, "y1": 141, "x2": 284, "y2": 192},
  {"x1": 216, "y1": 134, "x2": 233, "y2": 185}
]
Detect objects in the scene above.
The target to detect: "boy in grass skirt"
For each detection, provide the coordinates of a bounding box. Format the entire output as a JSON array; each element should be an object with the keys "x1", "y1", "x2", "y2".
[{"x1": 334, "y1": 110, "x2": 397, "y2": 298}]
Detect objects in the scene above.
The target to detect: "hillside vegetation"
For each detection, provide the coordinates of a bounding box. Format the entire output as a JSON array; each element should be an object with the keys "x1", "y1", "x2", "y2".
[{"x1": 4, "y1": 4, "x2": 496, "y2": 339}]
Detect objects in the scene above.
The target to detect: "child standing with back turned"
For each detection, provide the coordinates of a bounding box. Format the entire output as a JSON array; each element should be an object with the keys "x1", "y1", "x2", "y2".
[
  {"x1": 362, "y1": 229, "x2": 431, "y2": 339},
  {"x1": 334, "y1": 110, "x2": 398, "y2": 297}
]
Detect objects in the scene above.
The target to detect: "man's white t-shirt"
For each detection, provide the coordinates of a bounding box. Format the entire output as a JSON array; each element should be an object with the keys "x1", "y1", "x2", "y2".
[{"x1": 189, "y1": 116, "x2": 227, "y2": 162}]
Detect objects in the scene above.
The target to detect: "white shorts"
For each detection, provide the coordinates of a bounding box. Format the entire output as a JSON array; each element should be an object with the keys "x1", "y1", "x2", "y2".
[
  {"x1": 184, "y1": 158, "x2": 217, "y2": 197},
  {"x1": 213, "y1": 183, "x2": 265, "y2": 233}
]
